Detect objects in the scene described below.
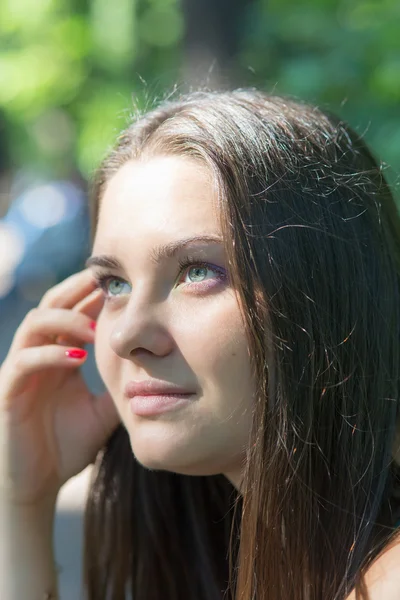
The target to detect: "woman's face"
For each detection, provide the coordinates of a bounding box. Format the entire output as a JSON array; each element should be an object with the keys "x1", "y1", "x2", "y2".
[{"x1": 91, "y1": 155, "x2": 254, "y2": 485}]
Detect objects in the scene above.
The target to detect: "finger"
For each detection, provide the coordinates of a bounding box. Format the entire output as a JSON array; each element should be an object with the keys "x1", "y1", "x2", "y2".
[
  {"x1": 55, "y1": 289, "x2": 105, "y2": 347},
  {"x1": 9, "y1": 309, "x2": 96, "y2": 353},
  {"x1": 38, "y1": 269, "x2": 97, "y2": 310},
  {"x1": 72, "y1": 288, "x2": 105, "y2": 321},
  {"x1": 54, "y1": 291, "x2": 104, "y2": 346},
  {"x1": 1, "y1": 346, "x2": 88, "y2": 402}
]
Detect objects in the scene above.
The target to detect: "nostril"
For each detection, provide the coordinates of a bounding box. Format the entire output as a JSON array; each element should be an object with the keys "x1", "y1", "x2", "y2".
[{"x1": 130, "y1": 347, "x2": 157, "y2": 359}]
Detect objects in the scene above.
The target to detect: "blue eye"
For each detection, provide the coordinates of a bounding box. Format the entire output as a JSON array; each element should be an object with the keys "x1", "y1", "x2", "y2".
[
  {"x1": 93, "y1": 258, "x2": 227, "y2": 301},
  {"x1": 181, "y1": 265, "x2": 217, "y2": 284},
  {"x1": 177, "y1": 258, "x2": 227, "y2": 290},
  {"x1": 95, "y1": 275, "x2": 131, "y2": 298}
]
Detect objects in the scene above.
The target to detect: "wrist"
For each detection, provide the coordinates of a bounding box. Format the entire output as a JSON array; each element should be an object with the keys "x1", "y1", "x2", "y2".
[{"x1": 0, "y1": 498, "x2": 59, "y2": 600}]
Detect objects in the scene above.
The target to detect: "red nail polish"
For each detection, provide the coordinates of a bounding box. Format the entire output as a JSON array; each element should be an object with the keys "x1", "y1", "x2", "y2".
[
  {"x1": 66, "y1": 349, "x2": 87, "y2": 359},
  {"x1": 90, "y1": 321, "x2": 97, "y2": 330}
]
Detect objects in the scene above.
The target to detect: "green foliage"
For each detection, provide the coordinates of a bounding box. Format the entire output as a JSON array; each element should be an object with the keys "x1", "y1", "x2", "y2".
[
  {"x1": 0, "y1": 0, "x2": 183, "y2": 179},
  {"x1": 0, "y1": 0, "x2": 398, "y2": 199},
  {"x1": 239, "y1": 0, "x2": 400, "y2": 195}
]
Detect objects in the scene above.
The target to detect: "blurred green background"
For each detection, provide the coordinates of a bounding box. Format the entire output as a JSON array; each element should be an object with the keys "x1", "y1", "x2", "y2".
[{"x1": 0, "y1": 0, "x2": 399, "y2": 196}]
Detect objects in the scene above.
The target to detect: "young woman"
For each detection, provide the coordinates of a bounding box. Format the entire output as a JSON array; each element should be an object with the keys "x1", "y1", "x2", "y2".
[{"x1": 1, "y1": 89, "x2": 400, "y2": 600}]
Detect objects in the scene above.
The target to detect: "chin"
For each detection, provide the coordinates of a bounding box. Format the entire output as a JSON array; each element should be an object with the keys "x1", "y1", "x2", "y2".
[
  {"x1": 130, "y1": 445, "x2": 208, "y2": 476},
  {"x1": 127, "y1": 432, "x2": 222, "y2": 477}
]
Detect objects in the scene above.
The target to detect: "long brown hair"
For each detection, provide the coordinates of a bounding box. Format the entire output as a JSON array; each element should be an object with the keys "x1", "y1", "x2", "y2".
[{"x1": 83, "y1": 89, "x2": 400, "y2": 600}]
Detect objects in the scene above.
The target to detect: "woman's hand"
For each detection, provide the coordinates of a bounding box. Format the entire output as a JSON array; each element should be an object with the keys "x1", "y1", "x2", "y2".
[{"x1": 0, "y1": 269, "x2": 120, "y2": 508}]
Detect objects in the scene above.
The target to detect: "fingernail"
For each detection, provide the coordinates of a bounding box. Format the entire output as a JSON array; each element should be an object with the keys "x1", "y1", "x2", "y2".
[
  {"x1": 65, "y1": 348, "x2": 88, "y2": 359},
  {"x1": 90, "y1": 321, "x2": 97, "y2": 331}
]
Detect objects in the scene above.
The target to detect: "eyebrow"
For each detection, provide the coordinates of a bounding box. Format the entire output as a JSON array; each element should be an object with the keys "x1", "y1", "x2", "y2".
[{"x1": 85, "y1": 234, "x2": 224, "y2": 270}]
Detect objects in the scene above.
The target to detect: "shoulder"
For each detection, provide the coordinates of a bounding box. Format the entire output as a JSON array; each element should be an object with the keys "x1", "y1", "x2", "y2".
[{"x1": 346, "y1": 538, "x2": 400, "y2": 600}]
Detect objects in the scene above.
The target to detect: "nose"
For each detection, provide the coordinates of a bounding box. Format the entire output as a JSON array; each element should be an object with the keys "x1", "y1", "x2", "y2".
[{"x1": 109, "y1": 294, "x2": 174, "y2": 360}]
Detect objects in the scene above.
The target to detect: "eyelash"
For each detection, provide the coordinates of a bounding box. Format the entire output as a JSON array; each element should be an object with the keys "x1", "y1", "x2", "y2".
[
  {"x1": 176, "y1": 256, "x2": 226, "y2": 283},
  {"x1": 93, "y1": 256, "x2": 227, "y2": 299}
]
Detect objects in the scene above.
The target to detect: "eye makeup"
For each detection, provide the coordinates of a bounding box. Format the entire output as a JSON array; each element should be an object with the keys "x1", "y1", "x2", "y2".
[{"x1": 91, "y1": 253, "x2": 227, "y2": 300}]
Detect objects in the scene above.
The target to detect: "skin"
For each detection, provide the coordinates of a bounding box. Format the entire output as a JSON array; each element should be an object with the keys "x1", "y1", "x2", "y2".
[
  {"x1": 1, "y1": 153, "x2": 400, "y2": 598},
  {"x1": 90, "y1": 154, "x2": 400, "y2": 597},
  {"x1": 90, "y1": 155, "x2": 255, "y2": 485},
  {"x1": 346, "y1": 537, "x2": 400, "y2": 599}
]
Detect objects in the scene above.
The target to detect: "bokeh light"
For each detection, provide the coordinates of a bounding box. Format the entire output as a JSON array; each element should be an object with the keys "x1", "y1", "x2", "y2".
[
  {"x1": 19, "y1": 184, "x2": 68, "y2": 229},
  {"x1": 0, "y1": 221, "x2": 25, "y2": 298}
]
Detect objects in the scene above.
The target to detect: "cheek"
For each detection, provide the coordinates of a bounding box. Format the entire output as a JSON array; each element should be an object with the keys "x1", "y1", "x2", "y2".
[
  {"x1": 210, "y1": 318, "x2": 248, "y2": 368},
  {"x1": 209, "y1": 316, "x2": 252, "y2": 393},
  {"x1": 93, "y1": 318, "x2": 116, "y2": 386},
  {"x1": 175, "y1": 295, "x2": 252, "y2": 388}
]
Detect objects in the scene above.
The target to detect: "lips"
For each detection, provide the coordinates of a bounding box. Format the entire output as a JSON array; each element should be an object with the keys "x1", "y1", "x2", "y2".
[{"x1": 124, "y1": 379, "x2": 194, "y2": 398}]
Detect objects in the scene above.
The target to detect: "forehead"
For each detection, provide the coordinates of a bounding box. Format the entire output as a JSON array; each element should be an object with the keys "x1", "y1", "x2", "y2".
[{"x1": 94, "y1": 156, "x2": 221, "y2": 252}]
